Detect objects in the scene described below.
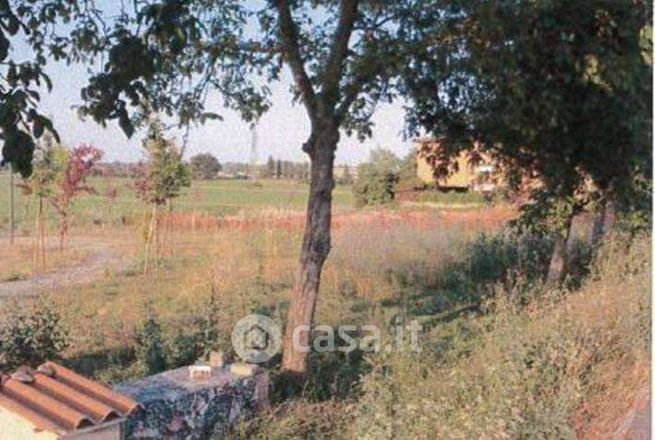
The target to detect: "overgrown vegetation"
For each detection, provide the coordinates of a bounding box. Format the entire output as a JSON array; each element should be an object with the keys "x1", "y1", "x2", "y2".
[
  {"x1": 352, "y1": 149, "x2": 416, "y2": 208},
  {"x1": 0, "y1": 297, "x2": 69, "y2": 370},
  {"x1": 242, "y1": 233, "x2": 649, "y2": 439}
]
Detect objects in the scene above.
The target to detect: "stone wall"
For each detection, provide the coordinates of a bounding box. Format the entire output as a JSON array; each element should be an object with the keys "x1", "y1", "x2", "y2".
[{"x1": 113, "y1": 364, "x2": 269, "y2": 439}]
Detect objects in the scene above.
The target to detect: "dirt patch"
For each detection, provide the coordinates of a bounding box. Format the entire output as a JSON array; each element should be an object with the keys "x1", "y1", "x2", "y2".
[{"x1": 0, "y1": 236, "x2": 130, "y2": 298}]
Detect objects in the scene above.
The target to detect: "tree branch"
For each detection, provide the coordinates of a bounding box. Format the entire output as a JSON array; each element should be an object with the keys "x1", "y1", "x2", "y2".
[
  {"x1": 275, "y1": 0, "x2": 317, "y2": 119},
  {"x1": 321, "y1": 0, "x2": 359, "y2": 108},
  {"x1": 335, "y1": 70, "x2": 371, "y2": 123}
]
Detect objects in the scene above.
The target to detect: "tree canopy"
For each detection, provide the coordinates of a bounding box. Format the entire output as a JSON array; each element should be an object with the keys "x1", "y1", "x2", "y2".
[
  {"x1": 189, "y1": 152, "x2": 221, "y2": 180},
  {"x1": 406, "y1": 0, "x2": 652, "y2": 229}
]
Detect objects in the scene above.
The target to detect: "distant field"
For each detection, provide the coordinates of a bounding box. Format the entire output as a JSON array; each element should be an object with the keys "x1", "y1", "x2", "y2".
[{"x1": 0, "y1": 173, "x2": 355, "y2": 233}]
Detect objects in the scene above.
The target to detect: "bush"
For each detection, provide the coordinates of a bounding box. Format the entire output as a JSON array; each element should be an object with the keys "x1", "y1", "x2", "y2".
[
  {"x1": 352, "y1": 149, "x2": 401, "y2": 207},
  {"x1": 189, "y1": 153, "x2": 222, "y2": 180},
  {"x1": 0, "y1": 298, "x2": 69, "y2": 370},
  {"x1": 134, "y1": 291, "x2": 225, "y2": 374},
  {"x1": 135, "y1": 310, "x2": 168, "y2": 375},
  {"x1": 168, "y1": 291, "x2": 224, "y2": 367},
  {"x1": 352, "y1": 166, "x2": 398, "y2": 207}
]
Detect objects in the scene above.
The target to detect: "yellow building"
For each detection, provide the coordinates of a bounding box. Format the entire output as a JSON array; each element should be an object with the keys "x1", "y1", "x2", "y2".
[{"x1": 415, "y1": 138, "x2": 497, "y2": 192}]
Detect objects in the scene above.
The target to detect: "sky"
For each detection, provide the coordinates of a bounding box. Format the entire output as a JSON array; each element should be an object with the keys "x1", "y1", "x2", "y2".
[{"x1": 23, "y1": 2, "x2": 417, "y2": 166}]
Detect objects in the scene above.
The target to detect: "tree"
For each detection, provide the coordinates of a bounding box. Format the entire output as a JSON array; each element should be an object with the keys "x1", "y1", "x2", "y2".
[
  {"x1": 134, "y1": 120, "x2": 190, "y2": 273},
  {"x1": 0, "y1": 2, "x2": 72, "y2": 178},
  {"x1": 50, "y1": 144, "x2": 102, "y2": 250},
  {"x1": 189, "y1": 152, "x2": 221, "y2": 180},
  {"x1": 275, "y1": 159, "x2": 282, "y2": 180},
  {"x1": 405, "y1": 0, "x2": 652, "y2": 286},
  {"x1": 18, "y1": 132, "x2": 67, "y2": 271},
  {"x1": 353, "y1": 148, "x2": 401, "y2": 207},
  {"x1": 1, "y1": 0, "x2": 456, "y2": 375},
  {"x1": 265, "y1": 155, "x2": 276, "y2": 178}
]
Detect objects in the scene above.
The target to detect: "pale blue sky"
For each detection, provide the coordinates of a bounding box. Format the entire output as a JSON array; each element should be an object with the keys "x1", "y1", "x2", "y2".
[{"x1": 23, "y1": 2, "x2": 416, "y2": 166}]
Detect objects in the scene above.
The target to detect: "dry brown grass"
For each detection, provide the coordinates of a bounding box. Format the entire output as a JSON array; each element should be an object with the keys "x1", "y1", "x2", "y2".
[{"x1": 0, "y1": 237, "x2": 91, "y2": 282}]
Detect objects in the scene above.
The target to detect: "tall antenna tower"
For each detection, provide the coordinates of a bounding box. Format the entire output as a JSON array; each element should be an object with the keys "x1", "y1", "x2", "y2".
[{"x1": 249, "y1": 123, "x2": 258, "y2": 179}]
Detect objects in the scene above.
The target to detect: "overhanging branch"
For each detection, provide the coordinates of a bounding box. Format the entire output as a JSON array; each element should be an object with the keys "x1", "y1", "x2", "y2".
[
  {"x1": 275, "y1": 0, "x2": 317, "y2": 120},
  {"x1": 321, "y1": 0, "x2": 359, "y2": 108}
]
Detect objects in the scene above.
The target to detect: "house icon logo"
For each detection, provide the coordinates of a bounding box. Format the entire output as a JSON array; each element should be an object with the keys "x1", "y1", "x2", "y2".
[{"x1": 231, "y1": 314, "x2": 281, "y2": 363}]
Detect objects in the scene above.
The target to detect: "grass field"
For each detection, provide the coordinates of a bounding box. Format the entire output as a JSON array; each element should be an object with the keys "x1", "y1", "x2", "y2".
[
  {"x1": 0, "y1": 168, "x2": 648, "y2": 438},
  {"x1": 0, "y1": 173, "x2": 356, "y2": 233}
]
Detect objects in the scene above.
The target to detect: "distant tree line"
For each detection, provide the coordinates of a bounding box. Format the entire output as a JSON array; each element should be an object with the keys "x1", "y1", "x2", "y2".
[
  {"x1": 263, "y1": 155, "x2": 310, "y2": 182},
  {"x1": 94, "y1": 162, "x2": 141, "y2": 178}
]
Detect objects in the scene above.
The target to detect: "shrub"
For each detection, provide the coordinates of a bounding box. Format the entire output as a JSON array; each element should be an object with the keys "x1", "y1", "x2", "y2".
[
  {"x1": 135, "y1": 310, "x2": 168, "y2": 375},
  {"x1": 352, "y1": 149, "x2": 401, "y2": 207},
  {"x1": 168, "y1": 290, "x2": 224, "y2": 368},
  {"x1": 352, "y1": 163, "x2": 399, "y2": 207},
  {"x1": 0, "y1": 298, "x2": 69, "y2": 370}
]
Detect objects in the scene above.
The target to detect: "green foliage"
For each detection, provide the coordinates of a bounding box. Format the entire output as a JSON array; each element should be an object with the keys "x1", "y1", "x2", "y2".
[
  {"x1": 134, "y1": 120, "x2": 190, "y2": 206},
  {"x1": 346, "y1": 237, "x2": 648, "y2": 439},
  {"x1": 407, "y1": 0, "x2": 652, "y2": 227},
  {"x1": 22, "y1": 133, "x2": 68, "y2": 199},
  {"x1": 189, "y1": 153, "x2": 222, "y2": 180},
  {"x1": 457, "y1": 232, "x2": 553, "y2": 289},
  {"x1": 168, "y1": 289, "x2": 224, "y2": 367},
  {"x1": 352, "y1": 149, "x2": 401, "y2": 207},
  {"x1": 415, "y1": 189, "x2": 486, "y2": 205},
  {"x1": 395, "y1": 151, "x2": 421, "y2": 192},
  {"x1": 0, "y1": 1, "x2": 72, "y2": 175},
  {"x1": 135, "y1": 309, "x2": 168, "y2": 375},
  {"x1": 0, "y1": 298, "x2": 69, "y2": 370}
]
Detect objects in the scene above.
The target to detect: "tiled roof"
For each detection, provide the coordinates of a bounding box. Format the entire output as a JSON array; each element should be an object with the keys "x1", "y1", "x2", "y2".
[{"x1": 0, "y1": 361, "x2": 140, "y2": 435}]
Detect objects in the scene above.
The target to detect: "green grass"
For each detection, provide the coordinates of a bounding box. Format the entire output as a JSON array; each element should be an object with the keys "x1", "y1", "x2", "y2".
[
  {"x1": 241, "y1": 234, "x2": 649, "y2": 439},
  {"x1": 415, "y1": 188, "x2": 489, "y2": 205},
  {"x1": 0, "y1": 173, "x2": 356, "y2": 233}
]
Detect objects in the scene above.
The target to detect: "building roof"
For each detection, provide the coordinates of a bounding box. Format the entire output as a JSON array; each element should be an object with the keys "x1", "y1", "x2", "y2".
[{"x1": 0, "y1": 361, "x2": 140, "y2": 435}]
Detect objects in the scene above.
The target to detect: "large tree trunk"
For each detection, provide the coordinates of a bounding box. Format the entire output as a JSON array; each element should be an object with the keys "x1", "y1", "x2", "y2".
[
  {"x1": 282, "y1": 127, "x2": 337, "y2": 375},
  {"x1": 545, "y1": 213, "x2": 573, "y2": 288}
]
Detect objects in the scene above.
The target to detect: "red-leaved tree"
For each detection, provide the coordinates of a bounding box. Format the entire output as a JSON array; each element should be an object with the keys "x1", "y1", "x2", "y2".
[{"x1": 50, "y1": 145, "x2": 103, "y2": 250}]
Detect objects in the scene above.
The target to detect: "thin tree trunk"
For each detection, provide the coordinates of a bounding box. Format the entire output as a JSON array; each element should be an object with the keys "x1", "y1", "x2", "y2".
[
  {"x1": 59, "y1": 206, "x2": 69, "y2": 251},
  {"x1": 41, "y1": 200, "x2": 47, "y2": 269},
  {"x1": 143, "y1": 204, "x2": 158, "y2": 275},
  {"x1": 9, "y1": 170, "x2": 15, "y2": 245},
  {"x1": 33, "y1": 197, "x2": 46, "y2": 273},
  {"x1": 545, "y1": 213, "x2": 573, "y2": 288},
  {"x1": 33, "y1": 197, "x2": 41, "y2": 272},
  {"x1": 282, "y1": 129, "x2": 337, "y2": 375}
]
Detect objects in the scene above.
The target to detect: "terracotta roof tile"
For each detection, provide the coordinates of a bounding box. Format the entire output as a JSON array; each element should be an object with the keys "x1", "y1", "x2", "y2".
[{"x1": 0, "y1": 361, "x2": 140, "y2": 435}]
